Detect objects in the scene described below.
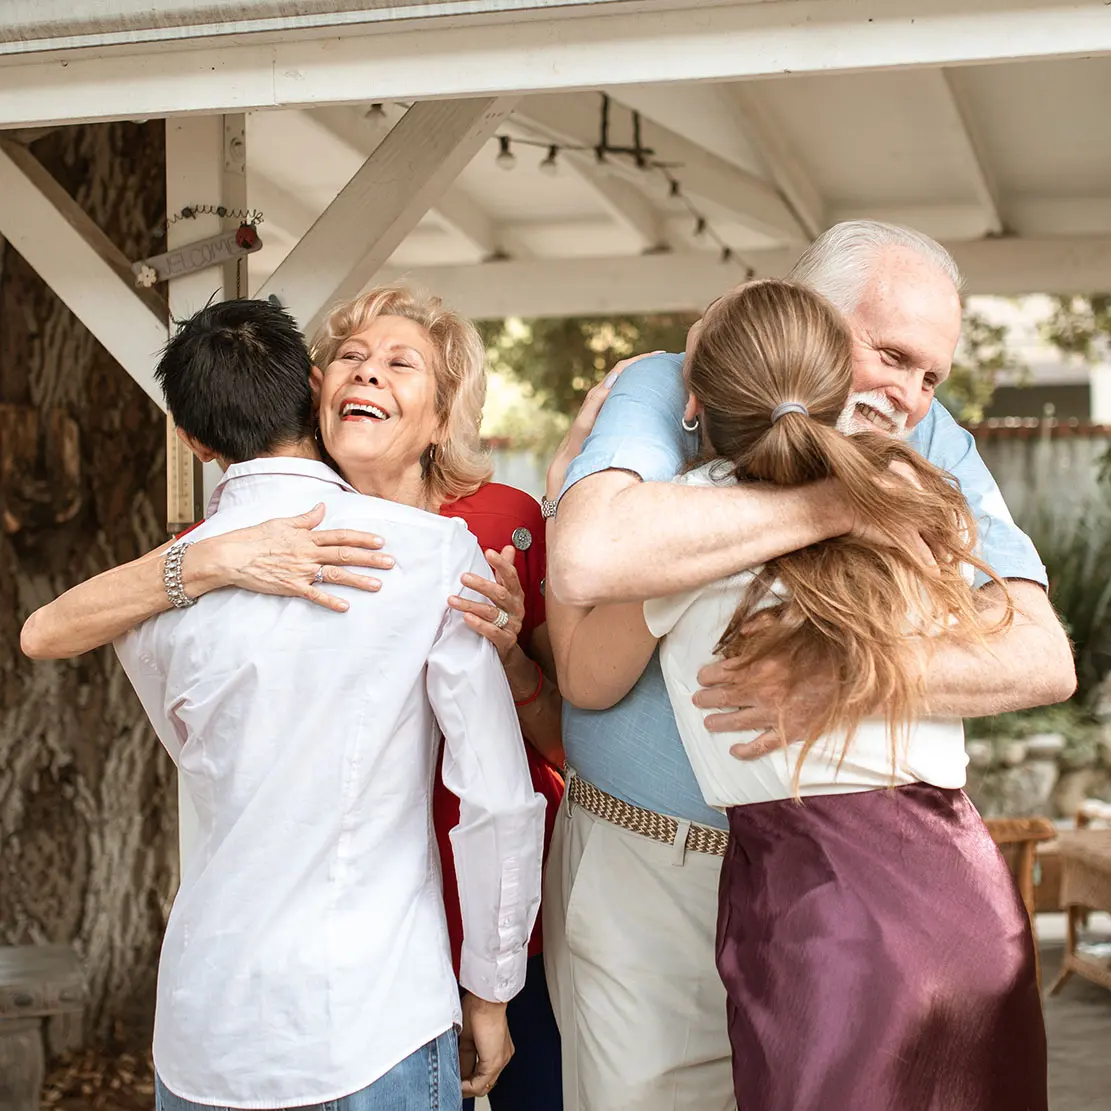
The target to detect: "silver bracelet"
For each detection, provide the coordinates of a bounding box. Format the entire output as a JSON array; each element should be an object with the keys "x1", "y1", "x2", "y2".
[{"x1": 163, "y1": 538, "x2": 197, "y2": 609}]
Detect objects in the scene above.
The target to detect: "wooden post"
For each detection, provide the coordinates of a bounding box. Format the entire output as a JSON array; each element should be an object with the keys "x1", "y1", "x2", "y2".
[{"x1": 165, "y1": 114, "x2": 248, "y2": 865}]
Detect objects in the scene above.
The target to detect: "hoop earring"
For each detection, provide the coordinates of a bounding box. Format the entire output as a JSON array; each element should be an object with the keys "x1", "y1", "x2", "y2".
[{"x1": 682, "y1": 416, "x2": 700, "y2": 433}]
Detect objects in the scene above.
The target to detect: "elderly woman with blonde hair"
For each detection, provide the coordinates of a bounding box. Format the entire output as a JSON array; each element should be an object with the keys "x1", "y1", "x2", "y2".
[{"x1": 21, "y1": 285, "x2": 565, "y2": 1111}]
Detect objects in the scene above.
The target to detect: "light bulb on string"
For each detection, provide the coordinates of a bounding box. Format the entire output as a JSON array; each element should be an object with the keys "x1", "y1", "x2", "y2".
[
  {"x1": 539, "y1": 145, "x2": 560, "y2": 177},
  {"x1": 668, "y1": 178, "x2": 681, "y2": 198},
  {"x1": 365, "y1": 103, "x2": 387, "y2": 121},
  {"x1": 694, "y1": 216, "x2": 708, "y2": 237},
  {"x1": 496, "y1": 136, "x2": 517, "y2": 171},
  {"x1": 721, "y1": 246, "x2": 733, "y2": 264}
]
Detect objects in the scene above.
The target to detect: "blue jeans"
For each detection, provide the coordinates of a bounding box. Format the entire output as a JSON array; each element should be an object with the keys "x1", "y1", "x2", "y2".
[
  {"x1": 463, "y1": 954, "x2": 562, "y2": 1111},
  {"x1": 155, "y1": 1029, "x2": 461, "y2": 1111}
]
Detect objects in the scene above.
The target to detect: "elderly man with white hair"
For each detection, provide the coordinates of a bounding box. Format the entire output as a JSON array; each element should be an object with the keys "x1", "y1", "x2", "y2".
[{"x1": 541, "y1": 221, "x2": 1075, "y2": 1111}]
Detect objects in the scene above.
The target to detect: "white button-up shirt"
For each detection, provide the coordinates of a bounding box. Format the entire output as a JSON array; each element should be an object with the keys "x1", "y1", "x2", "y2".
[{"x1": 115, "y1": 458, "x2": 545, "y2": 1109}]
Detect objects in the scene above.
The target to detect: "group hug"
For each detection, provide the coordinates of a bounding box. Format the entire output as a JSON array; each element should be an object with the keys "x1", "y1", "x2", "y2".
[{"x1": 21, "y1": 220, "x2": 1076, "y2": 1111}]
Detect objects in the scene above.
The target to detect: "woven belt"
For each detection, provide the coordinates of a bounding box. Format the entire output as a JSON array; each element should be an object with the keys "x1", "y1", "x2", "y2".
[{"x1": 568, "y1": 773, "x2": 729, "y2": 857}]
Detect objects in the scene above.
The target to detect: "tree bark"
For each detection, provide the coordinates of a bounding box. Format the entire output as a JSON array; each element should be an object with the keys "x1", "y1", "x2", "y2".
[{"x1": 0, "y1": 122, "x2": 178, "y2": 1049}]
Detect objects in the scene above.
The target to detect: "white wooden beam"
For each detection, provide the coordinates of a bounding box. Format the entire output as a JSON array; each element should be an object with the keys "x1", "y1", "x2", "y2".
[
  {"x1": 726, "y1": 86, "x2": 827, "y2": 241},
  {"x1": 0, "y1": 138, "x2": 167, "y2": 408},
  {"x1": 604, "y1": 83, "x2": 767, "y2": 177},
  {"x1": 384, "y1": 235, "x2": 1111, "y2": 319},
  {"x1": 516, "y1": 93, "x2": 806, "y2": 243},
  {"x1": 259, "y1": 98, "x2": 515, "y2": 330},
  {"x1": 308, "y1": 106, "x2": 505, "y2": 260},
  {"x1": 564, "y1": 160, "x2": 667, "y2": 252},
  {"x1": 430, "y1": 189, "x2": 503, "y2": 259},
  {"x1": 5, "y1": 1, "x2": 1110, "y2": 128},
  {"x1": 928, "y1": 69, "x2": 1005, "y2": 236},
  {"x1": 608, "y1": 82, "x2": 826, "y2": 240}
]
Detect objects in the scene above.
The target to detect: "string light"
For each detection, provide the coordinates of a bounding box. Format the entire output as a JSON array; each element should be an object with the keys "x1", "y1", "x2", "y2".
[
  {"x1": 365, "y1": 103, "x2": 388, "y2": 121},
  {"x1": 495, "y1": 135, "x2": 517, "y2": 170},
  {"x1": 485, "y1": 93, "x2": 752, "y2": 270},
  {"x1": 539, "y1": 145, "x2": 560, "y2": 177}
]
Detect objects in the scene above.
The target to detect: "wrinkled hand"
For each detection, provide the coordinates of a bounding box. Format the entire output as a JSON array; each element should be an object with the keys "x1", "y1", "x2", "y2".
[
  {"x1": 545, "y1": 352, "x2": 663, "y2": 498},
  {"x1": 449, "y1": 545, "x2": 525, "y2": 661},
  {"x1": 694, "y1": 654, "x2": 838, "y2": 760},
  {"x1": 459, "y1": 994, "x2": 514, "y2": 1100},
  {"x1": 210, "y1": 503, "x2": 394, "y2": 613}
]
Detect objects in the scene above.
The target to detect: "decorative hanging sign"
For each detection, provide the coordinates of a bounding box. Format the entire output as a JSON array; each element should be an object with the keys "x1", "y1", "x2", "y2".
[{"x1": 133, "y1": 223, "x2": 262, "y2": 287}]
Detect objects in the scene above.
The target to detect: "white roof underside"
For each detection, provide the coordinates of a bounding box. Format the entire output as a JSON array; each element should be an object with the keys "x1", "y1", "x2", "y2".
[{"x1": 3, "y1": 0, "x2": 1111, "y2": 317}]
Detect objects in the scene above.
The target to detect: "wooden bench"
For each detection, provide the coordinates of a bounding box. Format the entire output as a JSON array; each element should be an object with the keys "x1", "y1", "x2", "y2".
[{"x1": 0, "y1": 946, "x2": 87, "y2": 1111}]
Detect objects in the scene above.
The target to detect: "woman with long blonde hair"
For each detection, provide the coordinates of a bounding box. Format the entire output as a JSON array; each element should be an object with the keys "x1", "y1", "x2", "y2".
[{"x1": 550, "y1": 280, "x2": 1047, "y2": 1110}]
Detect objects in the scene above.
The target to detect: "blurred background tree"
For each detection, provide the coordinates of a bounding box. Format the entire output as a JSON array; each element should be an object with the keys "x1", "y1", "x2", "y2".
[
  {"x1": 479, "y1": 303, "x2": 1026, "y2": 445},
  {"x1": 939, "y1": 306, "x2": 1031, "y2": 423}
]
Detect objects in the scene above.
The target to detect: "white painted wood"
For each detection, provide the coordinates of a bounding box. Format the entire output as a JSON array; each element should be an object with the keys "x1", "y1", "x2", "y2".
[
  {"x1": 431, "y1": 190, "x2": 503, "y2": 259},
  {"x1": 0, "y1": 139, "x2": 167, "y2": 409},
  {"x1": 556, "y1": 153, "x2": 666, "y2": 252},
  {"x1": 517, "y1": 93, "x2": 805, "y2": 243},
  {"x1": 385, "y1": 236, "x2": 1111, "y2": 318},
  {"x1": 927, "y1": 70, "x2": 1005, "y2": 236},
  {"x1": 727, "y1": 85, "x2": 826, "y2": 241},
  {"x1": 307, "y1": 104, "x2": 502, "y2": 261},
  {"x1": 5, "y1": 1, "x2": 1110, "y2": 128},
  {"x1": 166, "y1": 114, "x2": 248, "y2": 868},
  {"x1": 257, "y1": 97, "x2": 517, "y2": 334},
  {"x1": 605, "y1": 82, "x2": 768, "y2": 177}
]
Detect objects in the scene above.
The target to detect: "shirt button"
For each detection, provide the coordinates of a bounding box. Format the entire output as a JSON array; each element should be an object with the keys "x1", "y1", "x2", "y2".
[
  {"x1": 500, "y1": 916, "x2": 513, "y2": 928},
  {"x1": 511, "y1": 527, "x2": 533, "y2": 552}
]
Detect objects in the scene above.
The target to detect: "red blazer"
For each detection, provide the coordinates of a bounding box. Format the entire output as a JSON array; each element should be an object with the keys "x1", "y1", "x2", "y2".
[{"x1": 437, "y1": 483, "x2": 564, "y2": 966}]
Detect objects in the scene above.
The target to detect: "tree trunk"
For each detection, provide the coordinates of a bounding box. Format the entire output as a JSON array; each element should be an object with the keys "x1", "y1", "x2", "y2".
[{"x1": 0, "y1": 122, "x2": 178, "y2": 1049}]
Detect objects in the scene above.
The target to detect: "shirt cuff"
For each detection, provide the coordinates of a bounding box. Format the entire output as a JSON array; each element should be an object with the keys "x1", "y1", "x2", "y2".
[
  {"x1": 459, "y1": 941, "x2": 528, "y2": 1004},
  {"x1": 561, "y1": 441, "x2": 685, "y2": 499}
]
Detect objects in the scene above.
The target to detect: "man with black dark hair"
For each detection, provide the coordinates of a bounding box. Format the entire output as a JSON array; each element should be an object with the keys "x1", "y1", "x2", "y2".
[
  {"x1": 156, "y1": 298, "x2": 316, "y2": 464},
  {"x1": 101, "y1": 300, "x2": 544, "y2": 1111}
]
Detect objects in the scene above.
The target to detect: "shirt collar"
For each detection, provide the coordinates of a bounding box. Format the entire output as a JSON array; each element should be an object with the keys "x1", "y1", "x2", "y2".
[{"x1": 206, "y1": 456, "x2": 358, "y2": 516}]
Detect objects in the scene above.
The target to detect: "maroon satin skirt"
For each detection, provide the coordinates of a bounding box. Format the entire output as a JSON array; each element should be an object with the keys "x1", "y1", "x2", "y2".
[{"x1": 716, "y1": 784, "x2": 1046, "y2": 1111}]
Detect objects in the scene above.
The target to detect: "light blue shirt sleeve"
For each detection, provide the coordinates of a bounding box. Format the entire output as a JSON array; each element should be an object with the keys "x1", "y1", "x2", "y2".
[
  {"x1": 908, "y1": 401, "x2": 1047, "y2": 589},
  {"x1": 560, "y1": 353, "x2": 694, "y2": 497}
]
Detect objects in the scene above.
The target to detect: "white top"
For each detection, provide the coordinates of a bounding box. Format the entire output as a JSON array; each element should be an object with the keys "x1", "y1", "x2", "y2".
[
  {"x1": 643, "y1": 462, "x2": 968, "y2": 810},
  {"x1": 115, "y1": 458, "x2": 545, "y2": 1109}
]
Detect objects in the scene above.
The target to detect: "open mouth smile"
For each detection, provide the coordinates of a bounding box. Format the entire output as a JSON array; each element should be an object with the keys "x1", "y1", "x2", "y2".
[
  {"x1": 340, "y1": 399, "x2": 390, "y2": 422},
  {"x1": 855, "y1": 403, "x2": 898, "y2": 434}
]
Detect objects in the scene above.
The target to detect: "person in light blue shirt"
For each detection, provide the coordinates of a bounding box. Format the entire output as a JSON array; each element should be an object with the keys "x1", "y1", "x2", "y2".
[{"x1": 540, "y1": 221, "x2": 1075, "y2": 1111}]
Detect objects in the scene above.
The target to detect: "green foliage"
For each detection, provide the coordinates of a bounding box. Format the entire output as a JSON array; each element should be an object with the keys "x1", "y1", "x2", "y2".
[
  {"x1": 1041, "y1": 294, "x2": 1111, "y2": 482},
  {"x1": 483, "y1": 306, "x2": 1025, "y2": 427},
  {"x1": 938, "y1": 308, "x2": 1030, "y2": 423},
  {"x1": 966, "y1": 701, "x2": 1097, "y2": 742},
  {"x1": 1018, "y1": 506, "x2": 1111, "y2": 705},
  {"x1": 1041, "y1": 294, "x2": 1111, "y2": 362},
  {"x1": 478, "y1": 313, "x2": 697, "y2": 418}
]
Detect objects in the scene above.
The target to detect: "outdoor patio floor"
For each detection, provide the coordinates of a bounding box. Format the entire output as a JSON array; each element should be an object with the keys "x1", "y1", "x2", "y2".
[{"x1": 1042, "y1": 915, "x2": 1111, "y2": 1111}]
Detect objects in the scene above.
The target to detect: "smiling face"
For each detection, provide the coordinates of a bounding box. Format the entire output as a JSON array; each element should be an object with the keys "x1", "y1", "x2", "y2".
[
  {"x1": 312, "y1": 314, "x2": 442, "y2": 500},
  {"x1": 840, "y1": 246, "x2": 962, "y2": 434}
]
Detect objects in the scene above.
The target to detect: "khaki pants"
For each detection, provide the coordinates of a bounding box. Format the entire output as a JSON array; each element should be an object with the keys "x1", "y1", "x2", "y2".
[{"x1": 543, "y1": 792, "x2": 736, "y2": 1111}]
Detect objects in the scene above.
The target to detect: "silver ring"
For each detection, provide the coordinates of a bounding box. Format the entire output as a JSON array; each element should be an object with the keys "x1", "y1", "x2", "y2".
[
  {"x1": 312, "y1": 565, "x2": 325, "y2": 585},
  {"x1": 492, "y1": 607, "x2": 510, "y2": 629}
]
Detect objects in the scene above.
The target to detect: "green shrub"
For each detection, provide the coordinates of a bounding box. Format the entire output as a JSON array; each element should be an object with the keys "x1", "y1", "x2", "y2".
[{"x1": 1017, "y1": 505, "x2": 1111, "y2": 706}]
